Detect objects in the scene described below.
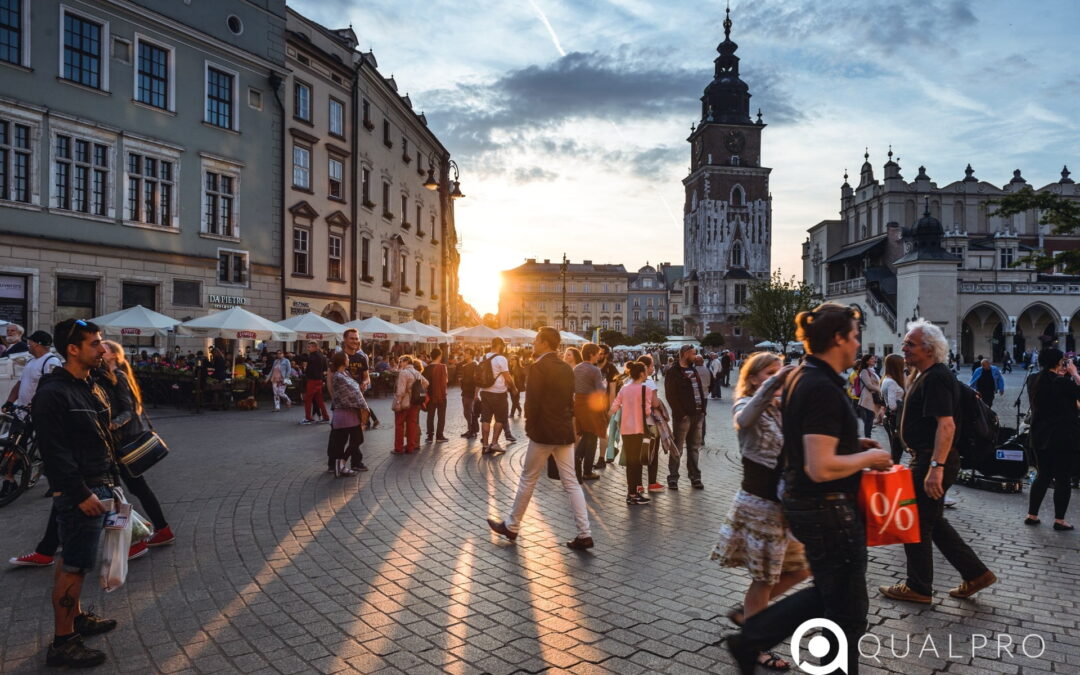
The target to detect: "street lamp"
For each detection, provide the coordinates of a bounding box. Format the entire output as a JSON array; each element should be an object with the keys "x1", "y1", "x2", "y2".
[
  {"x1": 424, "y1": 158, "x2": 465, "y2": 199},
  {"x1": 424, "y1": 156, "x2": 465, "y2": 331},
  {"x1": 560, "y1": 253, "x2": 568, "y2": 332}
]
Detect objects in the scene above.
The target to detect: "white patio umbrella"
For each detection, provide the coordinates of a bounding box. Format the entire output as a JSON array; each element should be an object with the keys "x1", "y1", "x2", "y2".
[
  {"x1": 179, "y1": 307, "x2": 297, "y2": 379},
  {"x1": 559, "y1": 331, "x2": 586, "y2": 345},
  {"x1": 754, "y1": 340, "x2": 780, "y2": 350},
  {"x1": 90, "y1": 304, "x2": 180, "y2": 337},
  {"x1": 277, "y1": 313, "x2": 347, "y2": 342},
  {"x1": 397, "y1": 319, "x2": 451, "y2": 344},
  {"x1": 494, "y1": 326, "x2": 531, "y2": 345},
  {"x1": 449, "y1": 325, "x2": 500, "y2": 343},
  {"x1": 343, "y1": 316, "x2": 418, "y2": 341}
]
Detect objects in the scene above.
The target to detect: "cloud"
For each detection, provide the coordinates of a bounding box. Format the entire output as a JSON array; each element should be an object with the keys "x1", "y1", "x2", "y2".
[{"x1": 512, "y1": 166, "x2": 560, "y2": 183}]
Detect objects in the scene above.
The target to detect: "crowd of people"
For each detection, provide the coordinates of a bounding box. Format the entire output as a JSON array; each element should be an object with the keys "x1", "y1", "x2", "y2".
[{"x1": 4, "y1": 309, "x2": 1079, "y2": 670}]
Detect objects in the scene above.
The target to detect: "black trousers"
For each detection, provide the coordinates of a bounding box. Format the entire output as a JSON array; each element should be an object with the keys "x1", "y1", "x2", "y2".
[
  {"x1": 327, "y1": 425, "x2": 364, "y2": 469},
  {"x1": 425, "y1": 399, "x2": 446, "y2": 438},
  {"x1": 461, "y1": 392, "x2": 479, "y2": 434},
  {"x1": 738, "y1": 494, "x2": 868, "y2": 675},
  {"x1": 1029, "y1": 446, "x2": 1075, "y2": 520},
  {"x1": 904, "y1": 452, "x2": 989, "y2": 596},
  {"x1": 575, "y1": 432, "x2": 598, "y2": 479},
  {"x1": 622, "y1": 434, "x2": 644, "y2": 495}
]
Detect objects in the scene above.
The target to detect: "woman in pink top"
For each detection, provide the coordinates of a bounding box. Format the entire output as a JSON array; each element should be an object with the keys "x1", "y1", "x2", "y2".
[{"x1": 610, "y1": 362, "x2": 664, "y2": 505}]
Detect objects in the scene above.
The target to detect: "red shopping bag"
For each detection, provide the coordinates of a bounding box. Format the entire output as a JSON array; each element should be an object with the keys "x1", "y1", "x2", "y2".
[{"x1": 858, "y1": 466, "x2": 921, "y2": 546}]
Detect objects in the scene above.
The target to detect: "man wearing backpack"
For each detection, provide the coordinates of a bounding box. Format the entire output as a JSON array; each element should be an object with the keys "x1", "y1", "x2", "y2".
[
  {"x1": 478, "y1": 337, "x2": 515, "y2": 454},
  {"x1": 879, "y1": 319, "x2": 996, "y2": 605}
]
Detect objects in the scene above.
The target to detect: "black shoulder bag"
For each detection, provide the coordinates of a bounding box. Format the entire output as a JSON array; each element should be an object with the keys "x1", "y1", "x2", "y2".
[{"x1": 118, "y1": 412, "x2": 169, "y2": 477}]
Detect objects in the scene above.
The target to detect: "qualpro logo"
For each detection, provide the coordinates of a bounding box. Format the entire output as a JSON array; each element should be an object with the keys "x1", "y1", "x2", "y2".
[{"x1": 791, "y1": 619, "x2": 848, "y2": 674}]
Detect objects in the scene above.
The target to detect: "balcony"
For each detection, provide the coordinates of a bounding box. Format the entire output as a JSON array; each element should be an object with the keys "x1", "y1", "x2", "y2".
[{"x1": 827, "y1": 277, "x2": 866, "y2": 296}]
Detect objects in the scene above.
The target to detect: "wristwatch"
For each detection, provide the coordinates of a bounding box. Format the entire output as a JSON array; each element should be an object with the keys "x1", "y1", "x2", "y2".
[{"x1": 929, "y1": 460, "x2": 944, "y2": 468}]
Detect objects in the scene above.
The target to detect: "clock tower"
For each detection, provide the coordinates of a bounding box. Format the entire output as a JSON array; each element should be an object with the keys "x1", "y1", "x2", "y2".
[{"x1": 682, "y1": 7, "x2": 772, "y2": 345}]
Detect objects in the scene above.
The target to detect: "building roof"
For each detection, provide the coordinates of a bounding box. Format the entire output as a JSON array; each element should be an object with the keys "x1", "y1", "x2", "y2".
[
  {"x1": 723, "y1": 268, "x2": 755, "y2": 280},
  {"x1": 504, "y1": 259, "x2": 627, "y2": 276},
  {"x1": 824, "y1": 235, "x2": 887, "y2": 263}
]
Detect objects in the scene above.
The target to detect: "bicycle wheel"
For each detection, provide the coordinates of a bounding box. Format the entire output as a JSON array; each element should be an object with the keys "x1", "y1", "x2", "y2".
[{"x1": 0, "y1": 443, "x2": 31, "y2": 507}]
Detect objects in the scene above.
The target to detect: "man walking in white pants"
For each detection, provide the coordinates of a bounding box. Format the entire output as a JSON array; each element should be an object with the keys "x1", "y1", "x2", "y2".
[{"x1": 486, "y1": 326, "x2": 593, "y2": 550}]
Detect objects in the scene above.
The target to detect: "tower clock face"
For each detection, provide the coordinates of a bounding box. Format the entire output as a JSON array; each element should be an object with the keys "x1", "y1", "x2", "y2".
[{"x1": 724, "y1": 130, "x2": 746, "y2": 154}]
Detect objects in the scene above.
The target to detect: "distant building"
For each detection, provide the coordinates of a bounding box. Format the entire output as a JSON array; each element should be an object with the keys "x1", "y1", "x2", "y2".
[
  {"x1": 627, "y1": 264, "x2": 668, "y2": 335},
  {"x1": 804, "y1": 153, "x2": 1080, "y2": 360},
  {"x1": 682, "y1": 8, "x2": 771, "y2": 352},
  {"x1": 499, "y1": 259, "x2": 628, "y2": 335}
]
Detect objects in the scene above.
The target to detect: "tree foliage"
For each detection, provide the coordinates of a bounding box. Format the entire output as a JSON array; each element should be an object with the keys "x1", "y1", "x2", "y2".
[
  {"x1": 742, "y1": 272, "x2": 821, "y2": 352},
  {"x1": 632, "y1": 319, "x2": 669, "y2": 345},
  {"x1": 701, "y1": 332, "x2": 725, "y2": 348},
  {"x1": 481, "y1": 313, "x2": 499, "y2": 329},
  {"x1": 600, "y1": 330, "x2": 632, "y2": 346},
  {"x1": 992, "y1": 187, "x2": 1080, "y2": 274}
]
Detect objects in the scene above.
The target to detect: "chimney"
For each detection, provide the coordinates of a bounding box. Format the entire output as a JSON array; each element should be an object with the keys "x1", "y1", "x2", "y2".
[
  {"x1": 526, "y1": 258, "x2": 536, "y2": 264},
  {"x1": 543, "y1": 258, "x2": 550, "y2": 264},
  {"x1": 583, "y1": 260, "x2": 593, "y2": 265}
]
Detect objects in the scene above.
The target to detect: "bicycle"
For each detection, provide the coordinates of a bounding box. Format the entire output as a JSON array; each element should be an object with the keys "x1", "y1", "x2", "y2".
[{"x1": 0, "y1": 405, "x2": 42, "y2": 507}]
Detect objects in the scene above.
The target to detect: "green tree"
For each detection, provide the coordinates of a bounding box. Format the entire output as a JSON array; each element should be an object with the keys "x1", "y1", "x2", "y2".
[
  {"x1": 600, "y1": 330, "x2": 632, "y2": 346},
  {"x1": 632, "y1": 319, "x2": 669, "y2": 345},
  {"x1": 742, "y1": 272, "x2": 821, "y2": 353},
  {"x1": 992, "y1": 187, "x2": 1080, "y2": 273},
  {"x1": 701, "y1": 332, "x2": 725, "y2": 348}
]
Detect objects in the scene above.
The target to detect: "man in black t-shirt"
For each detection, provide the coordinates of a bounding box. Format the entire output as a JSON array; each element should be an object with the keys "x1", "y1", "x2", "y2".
[
  {"x1": 879, "y1": 320, "x2": 995, "y2": 605},
  {"x1": 664, "y1": 345, "x2": 708, "y2": 489}
]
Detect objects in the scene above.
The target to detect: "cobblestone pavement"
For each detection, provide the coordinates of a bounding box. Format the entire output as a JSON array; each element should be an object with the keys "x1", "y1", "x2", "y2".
[{"x1": 1, "y1": 368, "x2": 1077, "y2": 674}]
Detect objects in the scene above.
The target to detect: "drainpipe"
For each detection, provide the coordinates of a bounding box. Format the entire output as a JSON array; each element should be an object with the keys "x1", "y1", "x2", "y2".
[
  {"x1": 349, "y1": 68, "x2": 358, "y2": 320},
  {"x1": 269, "y1": 72, "x2": 286, "y2": 321}
]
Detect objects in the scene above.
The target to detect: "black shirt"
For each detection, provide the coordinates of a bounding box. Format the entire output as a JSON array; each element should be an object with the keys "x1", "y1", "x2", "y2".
[
  {"x1": 345, "y1": 351, "x2": 369, "y2": 386},
  {"x1": 900, "y1": 363, "x2": 957, "y2": 453},
  {"x1": 304, "y1": 351, "x2": 328, "y2": 381},
  {"x1": 781, "y1": 355, "x2": 862, "y2": 495},
  {"x1": 1030, "y1": 371, "x2": 1080, "y2": 450}
]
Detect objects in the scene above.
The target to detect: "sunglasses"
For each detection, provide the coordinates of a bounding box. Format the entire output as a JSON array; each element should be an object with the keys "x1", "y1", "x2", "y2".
[{"x1": 65, "y1": 318, "x2": 89, "y2": 344}]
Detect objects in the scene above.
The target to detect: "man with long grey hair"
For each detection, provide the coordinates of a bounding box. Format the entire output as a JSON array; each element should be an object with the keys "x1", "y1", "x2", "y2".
[{"x1": 879, "y1": 319, "x2": 996, "y2": 605}]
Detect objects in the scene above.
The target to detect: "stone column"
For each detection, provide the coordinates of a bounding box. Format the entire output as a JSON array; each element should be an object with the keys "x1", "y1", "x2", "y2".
[{"x1": 1004, "y1": 333, "x2": 1015, "y2": 361}]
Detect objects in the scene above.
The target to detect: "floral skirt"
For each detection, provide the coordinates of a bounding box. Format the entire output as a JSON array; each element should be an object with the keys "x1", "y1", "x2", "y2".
[{"x1": 711, "y1": 489, "x2": 808, "y2": 585}]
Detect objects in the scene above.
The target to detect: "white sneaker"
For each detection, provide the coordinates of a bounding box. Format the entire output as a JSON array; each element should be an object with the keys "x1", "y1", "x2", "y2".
[{"x1": 944, "y1": 495, "x2": 957, "y2": 508}]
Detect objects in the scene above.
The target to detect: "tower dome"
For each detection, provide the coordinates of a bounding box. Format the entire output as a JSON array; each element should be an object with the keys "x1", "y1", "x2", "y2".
[{"x1": 700, "y1": 7, "x2": 752, "y2": 125}]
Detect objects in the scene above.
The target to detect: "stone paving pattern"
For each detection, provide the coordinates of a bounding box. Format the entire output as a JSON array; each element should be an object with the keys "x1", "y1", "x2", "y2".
[{"x1": 1, "y1": 369, "x2": 1078, "y2": 674}]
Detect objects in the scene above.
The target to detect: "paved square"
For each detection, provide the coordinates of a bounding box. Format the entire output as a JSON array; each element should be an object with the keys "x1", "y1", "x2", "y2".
[{"x1": 2, "y1": 370, "x2": 1077, "y2": 673}]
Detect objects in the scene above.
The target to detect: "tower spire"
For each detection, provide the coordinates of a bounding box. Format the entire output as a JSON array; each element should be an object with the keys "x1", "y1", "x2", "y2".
[{"x1": 724, "y1": 2, "x2": 732, "y2": 40}]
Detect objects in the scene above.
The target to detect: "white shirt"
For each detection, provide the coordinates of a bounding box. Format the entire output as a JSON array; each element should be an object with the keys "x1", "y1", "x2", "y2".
[
  {"x1": 17, "y1": 351, "x2": 62, "y2": 407},
  {"x1": 480, "y1": 352, "x2": 510, "y2": 394}
]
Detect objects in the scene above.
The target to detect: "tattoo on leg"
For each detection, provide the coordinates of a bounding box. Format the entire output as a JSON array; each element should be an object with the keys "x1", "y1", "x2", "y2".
[{"x1": 58, "y1": 582, "x2": 78, "y2": 612}]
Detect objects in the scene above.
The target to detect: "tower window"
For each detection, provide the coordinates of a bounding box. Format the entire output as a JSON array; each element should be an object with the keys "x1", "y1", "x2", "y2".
[
  {"x1": 731, "y1": 185, "x2": 743, "y2": 206},
  {"x1": 731, "y1": 241, "x2": 743, "y2": 267}
]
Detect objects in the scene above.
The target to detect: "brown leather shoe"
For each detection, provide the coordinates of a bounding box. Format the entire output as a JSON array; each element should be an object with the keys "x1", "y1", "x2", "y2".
[
  {"x1": 566, "y1": 536, "x2": 594, "y2": 550},
  {"x1": 949, "y1": 570, "x2": 997, "y2": 598},
  {"x1": 879, "y1": 582, "x2": 932, "y2": 604},
  {"x1": 486, "y1": 518, "x2": 517, "y2": 541}
]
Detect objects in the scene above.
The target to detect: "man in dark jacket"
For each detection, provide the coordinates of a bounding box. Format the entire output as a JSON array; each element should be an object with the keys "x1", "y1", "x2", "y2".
[
  {"x1": 424, "y1": 348, "x2": 449, "y2": 442},
  {"x1": 300, "y1": 341, "x2": 329, "y2": 424},
  {"x1": 487, "y1": 326, "x2": 593, "y2": 550},
  {"x1": 459, "y1": 349, "x2": 480, "y2": 438},
  {"x1": 33, "y1": 319, "x2": 117, "y2": 668},
  {"x1": 665, "y1": 344, "x2": 708, "y2": 490}
]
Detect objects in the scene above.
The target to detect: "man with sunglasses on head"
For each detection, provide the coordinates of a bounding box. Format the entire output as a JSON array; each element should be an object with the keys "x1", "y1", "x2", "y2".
[{"x1": 32, "y1": 319, "x2": 118, "y2": 668}]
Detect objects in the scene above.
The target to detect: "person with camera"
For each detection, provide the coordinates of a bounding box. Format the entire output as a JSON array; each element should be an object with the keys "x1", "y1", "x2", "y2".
[
  {"x1": 609, "y1": 361, "x2": 664, "y2": 505},
  {"x1": 727, "y1": 303, "x2": 892, "y2": 675},
  {"x1": 1025, "y1": 347, "x2": 1080, "y2": 530},
  {"x1": 879, "y1": 319, "x2": 996, "y2": 605},
  {"x1": 32, "y1": 319, "x2": 118, "y2": 668}
]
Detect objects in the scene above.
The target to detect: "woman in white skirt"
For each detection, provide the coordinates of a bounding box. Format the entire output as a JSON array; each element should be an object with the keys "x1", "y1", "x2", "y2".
[{"x1": 712, "y1": 352, "x2": 811, "y2": 672}]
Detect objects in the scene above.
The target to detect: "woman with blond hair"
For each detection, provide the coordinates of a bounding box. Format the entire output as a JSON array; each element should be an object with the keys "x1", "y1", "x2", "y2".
[{"x1": 713, "y1": 351, "x2": 810, "y2": 672}]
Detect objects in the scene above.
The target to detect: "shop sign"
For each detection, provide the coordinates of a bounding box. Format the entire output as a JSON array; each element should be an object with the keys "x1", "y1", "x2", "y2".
[
  {"x1": 209, "y1": 294, "x2": 248, "y2": 309},
  {"x1": 290, "y1": 300, "x2": 312, "y2": 316},
  {"x1": 0, "y1": 275, "x2": 25, "y2": 299},
  {"x1": 120, "y1": 328, "x2": 143, "y2": 336},
  {"x1": 235, "y1": 331, "x2": 257, "y2": 339}
]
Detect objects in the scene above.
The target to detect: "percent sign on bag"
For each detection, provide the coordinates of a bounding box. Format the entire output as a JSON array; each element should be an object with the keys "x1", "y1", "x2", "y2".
[
  {"x1": 859, "y1": 466, "x2": 922, "y2": 546},
  {"x1": 868, "y1": 489, "x2": 917, "y2": 535}
]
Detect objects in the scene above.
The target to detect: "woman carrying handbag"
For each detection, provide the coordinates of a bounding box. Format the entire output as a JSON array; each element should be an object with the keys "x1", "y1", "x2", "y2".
[
  {"x1": 609, "y1": 361, "x2": 664, "y2": 505},
  {"x1": 327, "y1": 351, "x2": 368, "y2": 476}
]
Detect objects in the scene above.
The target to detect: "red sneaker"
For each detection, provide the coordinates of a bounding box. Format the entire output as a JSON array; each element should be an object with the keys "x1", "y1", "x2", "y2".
[
  {"x1": 146, "y1": 525, "x2": 175, "y2": 547},
  {"x1": 128, "y1": 540, "x2": 149, "y2": 560},
  {"x1": 647, "y1": 483, "x2": 665, "y2": 492},
  {"x1": 9, "y1": 552, "x2": 54, "y2": 567}
]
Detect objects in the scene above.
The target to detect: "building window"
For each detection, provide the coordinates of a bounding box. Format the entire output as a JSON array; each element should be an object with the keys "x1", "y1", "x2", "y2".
[
  {"x1": 205, "y1": 65, "x2": 235, "y2": 129},
  {"x1": 583, "y1": 302, "x2": 590, "y2": 311},
  {"x1": 217, "y1": 250, "x2": 247, "y2": 285},
  {"x1": 633, "y1": 298, "x2": 640, "y2": 308},
  {"x1": 248, "y1": 87, "x2": 262, "y2": 110},
  {"x1": 383, "y1": 119, "x2": 392, "y2": 147},
  {"x1": 601, "y1": 319, "x2": 609, "y2": 330},
  {"x1": 381, "y1": 246, "x2": 389, "y2": 284},
  {"x1": 0, "y1": 0, "x2": 23, "y2": 66},
  {"x1": 294, "y1": 81, "x2": 310, "y2": 122},
  {"x1": 56, "y1": 277, "x2": 97, "y2": 322},
  {"x1": 292, "y1": 227, "x2": 309, "y2": 275},
  {"x1": 430, "y1": 265, "x2": 435, "y2": 296},
  {"x1": 360, "y1": 167, "x2": 372, "y2": 207},
  {"x1": 633, "y1": 310, "x2": 640, "y2": 321},
  {"x1": 400, "y1": 194, "x2": 409, "y2": 226},
  {"x1": 122, "y1": 282, "x2": 156, "y2": 346},
  {"x1": 135, "y1": 39, "x2": 170, "y2": 110},
  {"x1": 1000, "y1": 248, "x2": 1014, "y2": 269},
  {"x1": 173, "y1": 279, "x2": 201, "y2": 307},
  {"x1": 292, "y1": 145, "x2": 310, "y2": 189},
  {"x1": 126, "y1": 153, "x2": 174, "y2": 225},
  {"x1": 328, "y1": 157, "x2": 342, "y2": 198},
  {"x1": 362, "y1": 99, "x2": 372, "y2": 129},
  {"x1": 659, "y1": 311, "x2": 665, "y2": 321},
  {"x1": 63, "y1": 11, "x2": 105, "y2": 90},
  {"x1": 673, "y1": 304, "x2": 679, "y2": 314},
  {"x1": 203, "y1": 170, "x2": 236, "y2": 236},
  {"x1": 415, "y1": 260, "x2": 421, "y2": 293},
  {"x1": 381, "y1": 181, "x2": 391, "y2": 217},
  {"x1": 329, "y1": 98, "x2": 344, "y2": 136},
  {"x1": 734, "y1": 284, "x2": 748, "y2": 305},
  {"x1": 416, "y1": 204, "x2": 423, "y2": 235},
  {"x1": 733, "y1": 325, "x2": 742, "y2": 336},
  {"x1": 399, "y1": 254, "x2": 408, "y2": 290},
  {"x1": 328, "y1": 234, "x2": 342, "y2": 280},
  {"x1": 731, "y1": 241, "x2": 743, "y2": 267},
  {"x1": 614, "y1": 319, "x2": 622, "y2": 331},
  {"x1": 0, "y1": 119, "x2": 31, "y2": 203},
  {"x1": 646, "y1": 310, "x2": 653, "y2": 320},
  {"x1": 54, "y1": 134, "x2": 109, "y2": 215},
  {"x1": 361, "y1": 237, "x2": 371, "y2": 280}
]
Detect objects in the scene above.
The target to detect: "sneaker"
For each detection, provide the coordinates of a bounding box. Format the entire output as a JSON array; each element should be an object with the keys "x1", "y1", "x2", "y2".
[
  {"x1": 504, "y1": 434, "x2": 518, "y2": 443},
  {"x1": 9, "y1": 552, "x2": 54, "y2": 567},
  {"x1": 318, "y1": 419, "x2": 330, "y2": 424},
  {"x1": 426, "y1": 435, "x2": 434, "y2": 442},
  {"x1": 74, "y1": 609, "x2": 117, "y2": 637},
  {"x1": 626, "y1": 494, "x2": 650, "y2": 505},
  {"x1": 668, "y1": 482, "x2": 679, "y2": 491},
  {"x1": 128, "y1": 540, "x2": 149, "y2": 561},
  {"x1": 879, "y1": 582, "x2": 932, "y2": 604},
  {"x1": 949, "y1": 570, "x2": 997, "y2": 599},
  {"x1": 436, "y1": 436, "x2": 450, "y2": 442},
  {"x1": 566, "y1": 536, "x2": 594, "y2": 550},
  {"x1": 299, "y1": 419, "x2": 313, "y2": 426},
  {"x1": 943, "y1": 495, "x2": 957, "y2": 508},
  {"x1": 488, "y1": 443, "x2": 504, "y2": 454},
  {"x1": 647, "y1": 483, "x2": 665, "y2": 492},
  {"x1": 146, "y1": 525, "x2": 175, "y2": 547},
  {"x1": 352, "y1": 463, "x2": 369, "y2": 472},
  {"x1": 692, "y1": 481, "x2": 705, "y2": 490},
  {"x1": 46, "y1": 635, "x2": 106, "y2": 668}
]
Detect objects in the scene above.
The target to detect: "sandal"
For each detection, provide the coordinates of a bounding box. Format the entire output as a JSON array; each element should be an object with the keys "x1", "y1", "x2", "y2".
[
  {"x1": 758, "y1": 651, "x2": 791, "y2": 671},
  {"x1": 1024, "y1": 517, "x2": 1040, "y2": 526},
  {"x1": 727, "y1": 605, "x2": 745, "y2": 627}
]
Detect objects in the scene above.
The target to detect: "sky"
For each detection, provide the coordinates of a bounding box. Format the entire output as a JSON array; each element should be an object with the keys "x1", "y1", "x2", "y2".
[{"x1": 293, "y1": 0, "x2": 1080, "y2": 317}]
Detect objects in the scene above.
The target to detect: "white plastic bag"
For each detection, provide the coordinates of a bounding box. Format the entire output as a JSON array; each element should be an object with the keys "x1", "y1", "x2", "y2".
[
  {"x1": 131, "y1": 509, "x2": 154, "y2": 542},
  {"x1": 100, "y1": 487, "x2": 132, "y2": 592}
]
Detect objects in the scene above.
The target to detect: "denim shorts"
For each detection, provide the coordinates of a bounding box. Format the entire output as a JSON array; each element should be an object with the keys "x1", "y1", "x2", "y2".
[{"x1": 54, "y1": 484, "x2": 113, "y2": 573}]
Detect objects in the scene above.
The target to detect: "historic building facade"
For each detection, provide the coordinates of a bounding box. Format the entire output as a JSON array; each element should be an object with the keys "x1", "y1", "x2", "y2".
[
  {"x1": 0, "y1": 0, "x2": 286, "y2": 342},
  {"x1": 803, "y1": 154, "x2": 1080, "y2": 360},
  {"x1": 499, "y1": 259, "x2": 627, "y2": 335},
  {"x1": 626, "y1": 262, "x2": 684, "y2": 336},
  {"x1": 682, "y1": 9, "x2": 772, "y2": 352}
]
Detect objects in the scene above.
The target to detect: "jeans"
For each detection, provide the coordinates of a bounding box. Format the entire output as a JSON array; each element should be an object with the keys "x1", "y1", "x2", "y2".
[
  {"x1": 505, "y1": 440, "x2": 591, "y2": 539},
  {"x1": 510, "y1": 389, "x2": 522, "y2": 416},
  {"x1": 575, "y1": 432, "x2": 598, "y2": 479},
  {"x1": 327, "y1": 425, "x2": 364, "y2": 469},
  {"x1": 394, "y1": 406, "x2": 421, "y2": 451},
  {"x1": 668, "y1": 413, "x2": 704, "y2": 484},
  {"x1": 53, "y1": 484, "x2": 114, "y2": 573},
  {"x1": 426, "y1": 399, "x2": 446, "y2": 438},
  {"x1": 857, "y1": 406, "x2": 874, "y2": 438},
  {"x1": 622, "y1": 433, "x2": 645, "y2": 495},
  {"x1": 1029, "y1": 446, "x2": 1075, "y2": 520},
  {"x1": 738, "y1": 493, "x2": 869, "y2": 675},
  {"x1": 462, "y1": 392, "x2": 479, "y2": 434},
  {"x1": 904, "y1": 452, "x2": 989, "y2": 595},
  {"x1": 304, "y1": 379, "x2": 328, "y2": 421}
]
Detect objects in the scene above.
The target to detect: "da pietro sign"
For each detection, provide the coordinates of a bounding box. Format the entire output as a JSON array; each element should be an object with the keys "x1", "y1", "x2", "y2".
[{"x1": 209, "y1": 294, "x2": 248, "y2": 309}]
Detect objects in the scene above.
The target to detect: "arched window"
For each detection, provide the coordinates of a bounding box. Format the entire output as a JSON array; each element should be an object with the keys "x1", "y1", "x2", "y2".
[
  {"x1": 731, "y1": 185, "x2": 744, "y2": 206},
  {"x1": 731, "y1": 241, "x2": 743, "y2": 267}
]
